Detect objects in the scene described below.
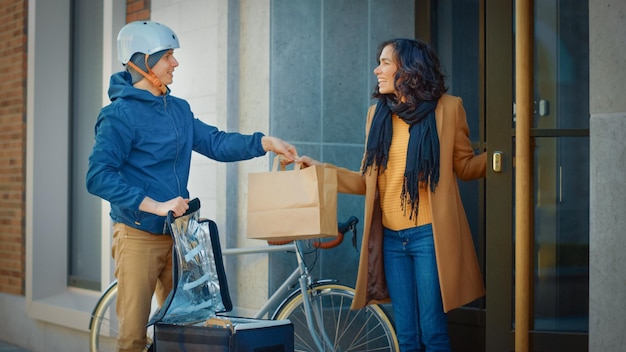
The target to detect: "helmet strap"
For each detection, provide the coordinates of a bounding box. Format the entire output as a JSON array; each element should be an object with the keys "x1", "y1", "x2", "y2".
[{"x1": 126, "y1": 55, "x2": 167, "y2": 95}]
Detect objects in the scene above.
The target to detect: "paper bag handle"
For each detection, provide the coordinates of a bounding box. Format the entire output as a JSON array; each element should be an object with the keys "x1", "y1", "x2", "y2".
[{"x1": 271, "y1": 155, "x2": 302, "y2": 171}]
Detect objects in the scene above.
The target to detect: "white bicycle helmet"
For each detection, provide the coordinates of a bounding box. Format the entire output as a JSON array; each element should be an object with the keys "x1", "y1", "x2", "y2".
[{"x1": 117, "y1": 21, "x2": 180, "y2": 64}]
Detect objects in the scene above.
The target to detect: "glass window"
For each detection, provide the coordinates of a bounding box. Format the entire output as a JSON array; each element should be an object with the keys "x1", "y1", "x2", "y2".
[
  {"x1": 69, "y1": 0, "x2": 104, "y2": 290},
  {"x1": 533, "y1": 136, "x2": 589, "y2": 332},
  {"x1": 526, "y1": 0, "x2": 589, "y2": 131}
]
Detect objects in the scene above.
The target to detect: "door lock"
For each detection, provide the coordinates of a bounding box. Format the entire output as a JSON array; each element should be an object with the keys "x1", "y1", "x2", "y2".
[{"x1": 492, "y1": 151, "x2": 503, "y2": 173}]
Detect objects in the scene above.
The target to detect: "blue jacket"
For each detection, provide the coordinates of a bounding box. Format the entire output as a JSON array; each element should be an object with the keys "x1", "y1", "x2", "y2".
[{"x1": 87, "y1": 71, "x2": 266, "y2": 234}]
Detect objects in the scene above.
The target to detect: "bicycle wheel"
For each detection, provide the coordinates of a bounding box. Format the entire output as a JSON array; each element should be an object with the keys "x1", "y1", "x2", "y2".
[
  {"x1": 89, "y1": 281, "x2": 154, "y2": 352},
  {"x1": 273, "y1": 283, "x2": 399, "y2": 352},
  {"x1": 89, "y1": 281, "x2": 120, "y2": 352}
]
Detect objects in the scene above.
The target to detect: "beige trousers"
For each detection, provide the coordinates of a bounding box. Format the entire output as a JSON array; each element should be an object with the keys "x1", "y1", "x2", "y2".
[{"x1": 112, "y1": 223, "x2": 173, "y2": 352}]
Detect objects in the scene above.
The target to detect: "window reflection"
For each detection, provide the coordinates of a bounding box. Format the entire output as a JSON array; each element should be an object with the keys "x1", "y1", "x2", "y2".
[{"x1": 533, "y1": 136, "x2": 589, "y2": 332}]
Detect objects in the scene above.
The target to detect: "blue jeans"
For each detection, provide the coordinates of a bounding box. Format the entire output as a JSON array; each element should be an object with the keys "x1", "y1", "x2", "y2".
[{"x1": 384, "y1": 224, "x2": 451, "y2": 352}]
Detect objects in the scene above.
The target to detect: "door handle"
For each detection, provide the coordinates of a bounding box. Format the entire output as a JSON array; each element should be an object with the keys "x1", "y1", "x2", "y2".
[{"x1": 492, "y1": 151, "x2": 503, "y2": 173}]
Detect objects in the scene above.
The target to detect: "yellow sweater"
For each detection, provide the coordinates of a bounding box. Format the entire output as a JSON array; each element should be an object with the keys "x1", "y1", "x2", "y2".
[{"x1": 378, "y1": 115, "x2": 432, "y2": 230}]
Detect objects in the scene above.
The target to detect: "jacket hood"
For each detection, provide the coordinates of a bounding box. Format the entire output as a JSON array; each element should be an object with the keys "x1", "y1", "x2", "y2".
[{"x1": 108, "y1": 71, "x2": 168, "y2": 102}]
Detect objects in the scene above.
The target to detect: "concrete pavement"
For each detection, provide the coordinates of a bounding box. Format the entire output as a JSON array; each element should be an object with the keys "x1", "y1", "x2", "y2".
[{"x1": 0, "y1": 341, "x2": 32, "y2": 352}]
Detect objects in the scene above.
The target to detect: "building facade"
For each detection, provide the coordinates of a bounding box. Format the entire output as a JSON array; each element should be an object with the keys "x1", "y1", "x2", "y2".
[{"x1": 0, "y1": 0, "x2": 624, "y2": 351}]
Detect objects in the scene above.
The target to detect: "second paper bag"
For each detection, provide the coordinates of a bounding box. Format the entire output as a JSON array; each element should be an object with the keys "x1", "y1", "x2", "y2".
[{"x1": 247, "y1": 160, "x2": 337, "y2": 241}]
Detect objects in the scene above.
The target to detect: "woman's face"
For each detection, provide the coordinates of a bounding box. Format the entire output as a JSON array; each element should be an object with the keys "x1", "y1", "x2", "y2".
[
  {"x1": 373, "y1": 45, "x2": 398, "y2": 96},
  {"x1": 151, "y1": 50, "x2": 179, "y2": 85}
]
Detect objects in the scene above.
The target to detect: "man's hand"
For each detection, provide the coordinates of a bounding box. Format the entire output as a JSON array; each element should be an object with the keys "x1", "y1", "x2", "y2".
[
  {"x1": 139, "y1": 196, "x2": 190, "y2": 217},
  {"x1": 261, "y1": 136, "x2": 297, "y2": 163}
]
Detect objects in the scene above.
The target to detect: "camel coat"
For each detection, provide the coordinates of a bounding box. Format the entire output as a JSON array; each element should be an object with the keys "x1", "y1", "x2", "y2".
[{"x1": 328, "y1": 94, "x2": 486, "y2": 313}]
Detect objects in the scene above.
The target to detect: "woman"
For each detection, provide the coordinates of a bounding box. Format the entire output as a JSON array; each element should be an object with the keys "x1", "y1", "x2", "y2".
[{"x1": 299, "y1": 38, "x2": 486, "y2": 351}]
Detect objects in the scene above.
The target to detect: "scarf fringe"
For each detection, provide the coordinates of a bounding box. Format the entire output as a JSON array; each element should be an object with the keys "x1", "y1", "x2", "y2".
[{"x1": 364, "y1": 96, "x2": 441, "y2": 220}]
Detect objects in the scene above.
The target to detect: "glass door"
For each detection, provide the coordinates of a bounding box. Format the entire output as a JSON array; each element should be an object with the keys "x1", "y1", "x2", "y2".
[
  {"x1": 419, "y1": 0, "x2": 488, "y2": 350},
  {"x1": 424, "y1": 0, "x2": 590, "y2": 350},
  {"x1": 521, "y1": 0, "x2": 589, "y2": 349}
]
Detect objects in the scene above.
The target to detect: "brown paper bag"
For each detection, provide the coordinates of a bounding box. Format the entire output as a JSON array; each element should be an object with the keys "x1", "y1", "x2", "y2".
[{"x1": 247, "y1": 156, "x2": 337, "y2": 241}]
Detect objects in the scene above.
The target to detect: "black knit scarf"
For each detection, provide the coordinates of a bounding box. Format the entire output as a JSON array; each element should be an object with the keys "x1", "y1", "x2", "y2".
[{"x1": 363, "y1": 96, "x2": 440, "y2": 219}]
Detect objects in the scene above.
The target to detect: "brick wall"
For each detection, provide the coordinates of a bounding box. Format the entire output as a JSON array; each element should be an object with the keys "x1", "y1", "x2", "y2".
[
  {"x1": 0, "y1": 0, "x2": 27, "y2": 296},
  {"x1": 126, "y1": 0, "x2": 150, "y2": 22}
]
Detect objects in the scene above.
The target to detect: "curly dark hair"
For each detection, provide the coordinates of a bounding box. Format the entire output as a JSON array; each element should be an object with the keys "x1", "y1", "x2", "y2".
[{"x1": 372, "y1": 38, "x2": 448, "y2": 107}]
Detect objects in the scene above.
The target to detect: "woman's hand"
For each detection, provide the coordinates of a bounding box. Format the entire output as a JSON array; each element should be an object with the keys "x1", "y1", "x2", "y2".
[
  {"x1": 261, "y1": 136, "x2": 297, "y2": 164},
  {"x1": 296, "y1": 155, "x2": 322, "y2": 167}
]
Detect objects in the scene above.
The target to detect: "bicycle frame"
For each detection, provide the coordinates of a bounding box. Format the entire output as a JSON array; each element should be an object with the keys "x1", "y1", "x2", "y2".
[
  {"x1": 90, "y1": 215, "x2": 399, "y2": 352},
  {"x1": 221, "y1": 242, "x2": 296, "y2": 319},
  {"x1": 221, "y1": 240, "x2": 334, "y2": 351}
]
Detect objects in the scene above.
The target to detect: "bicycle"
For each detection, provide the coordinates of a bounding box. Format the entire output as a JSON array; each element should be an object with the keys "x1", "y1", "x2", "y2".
[{"x1": 89, "y1": 216, "x2": 399, "y2": 351}]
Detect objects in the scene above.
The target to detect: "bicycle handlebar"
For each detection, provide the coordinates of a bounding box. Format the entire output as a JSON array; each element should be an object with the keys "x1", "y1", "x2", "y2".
[{"x1": 266, "y1": 216, "x2": 359, "y2": 250}]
